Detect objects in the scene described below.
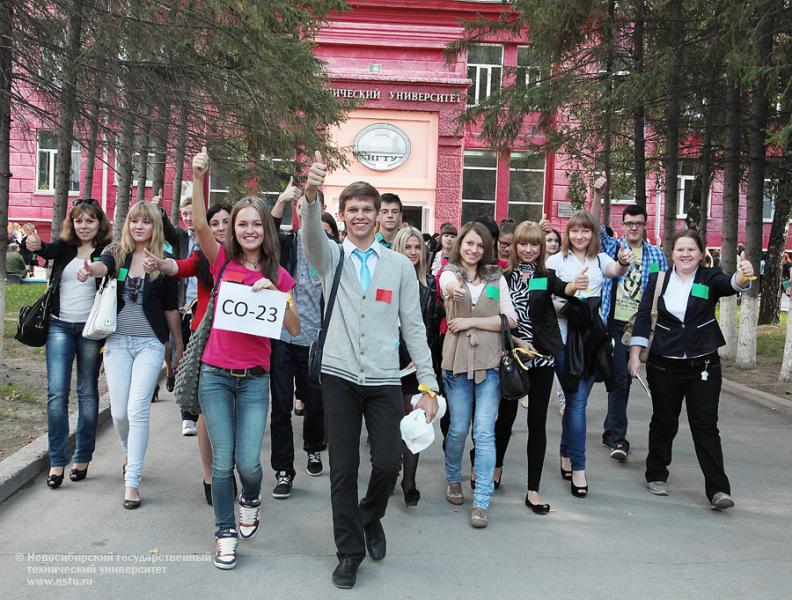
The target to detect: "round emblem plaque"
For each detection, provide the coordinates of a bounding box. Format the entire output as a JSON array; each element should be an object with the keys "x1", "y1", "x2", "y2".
[{"x1": 353, "y1": 123, "x2": 411, "y2": 171}]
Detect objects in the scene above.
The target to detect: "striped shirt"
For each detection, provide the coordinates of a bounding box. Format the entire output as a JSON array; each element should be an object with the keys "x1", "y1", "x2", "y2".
[{"x1": 115, "y1": 276, "x2": 157, "y2": 338}]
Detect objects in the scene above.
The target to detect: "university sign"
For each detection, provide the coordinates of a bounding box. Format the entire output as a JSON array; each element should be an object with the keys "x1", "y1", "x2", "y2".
[{"x1": 332, "y1": 88, "x2": 462, "y2": 104}]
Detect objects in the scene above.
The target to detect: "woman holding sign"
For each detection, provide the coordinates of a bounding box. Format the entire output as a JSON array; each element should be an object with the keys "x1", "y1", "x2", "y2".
[
  {"x1": 26, "y1": 200, "x2": 112, "y2": 489},
  {"x1": 77, "y1": 201, "x2": 181, "y2": 509},
  {"x1": 189, "y1": 147, "x2": 299, "y2": 570},
  {"x1": 496, "y1": 222, "x2": 577, "y2": 513},
  {"x1": 440, "y1": 222, "x2": 517, "y2": 528},
  {"x1": 545, "y1": 210, "x2": 630, "y2": 498},
  {"x1": 628, "y1": 230, "x2": 754, "y2": 509}
]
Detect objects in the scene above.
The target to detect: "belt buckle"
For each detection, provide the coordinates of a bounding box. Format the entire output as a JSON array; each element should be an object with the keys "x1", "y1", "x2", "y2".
[{"x1": 229, "y1": 368, "x2": 247, "y2": 378}]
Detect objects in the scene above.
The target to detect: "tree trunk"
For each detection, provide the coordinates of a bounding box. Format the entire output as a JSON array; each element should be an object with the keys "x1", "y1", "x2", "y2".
[
  {"x1": 758, "y1": 175, "x2": 792, "y2": 324},
  {"x1": 719, "y1": 78, "x2": 741, "y2": 360},
  {"x1": 113, "y1": 95, "x2": 136, "y2": 238},
  {"x1": 52, "y1": 0, "x2": 85, "y2": 236},
  {"x1": 82, "y1": 77, "x2": 102, "y2": 199},
  {"x1": 0, "y1": 0, "x2": 13, "y2": 366},
  {"x1": 736, "y1": 10, "x2": 773, "y2": 370},
  {"x1": 134, "y1": 119, "x2": 151, "y2": 204},
  {"x1": 780, "y1": 304, "x2": 792, "y2": 382},
  {"x1": 662, "y1": 0, "x2": 684, "y2": 257},
  {"x1": 698, "y1": 95, "x2": 714, "y2": 245},
  {"x1": 632, "y1": 0, "x2": 646, "y2": 209},
  {"x1": 170, "y1": 99, "x2": 188, "y2": 225},
  {"x1": 600, "y1": 0, "x2": 616, "y2": 227},
  {"x1": 150, "y1": 97, "x2": 170, "y2": 202}
]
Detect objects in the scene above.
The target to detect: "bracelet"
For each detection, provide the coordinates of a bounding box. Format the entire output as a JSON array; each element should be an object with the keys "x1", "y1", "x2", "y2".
[{"x1": 417, "y1": 383, "x2": 436, "y2": 397}]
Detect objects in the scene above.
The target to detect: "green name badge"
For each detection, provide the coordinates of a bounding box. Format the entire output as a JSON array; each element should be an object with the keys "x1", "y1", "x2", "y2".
[
  {"x1": 484, "y1": 284, "x2": 500, "y2": 301},
  {"x1": 691, "y1": 283, "x2": 709, "y2": 300},
  {"x1": 117, "y1": 267, "x2": 129, "y2": 282},
  {"x1": 784, "y1": 280, "x2": 791, "y2": 290},
  {"x1": 309, "y1": 266, "x2": 318, "y2": 278},
  {"x1": 649, "y1": 263, "x2": 660, "y2": 273},
  {"x1": 528, "y1": 276, "x2": 548, "y2": 291}
]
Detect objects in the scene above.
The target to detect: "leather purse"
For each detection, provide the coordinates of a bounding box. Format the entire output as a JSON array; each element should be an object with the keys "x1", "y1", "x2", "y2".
[
  {"x1": 499, "y1": 314, "x2": 530, "y2": 402},
  {"x1": 82, "y1": 276, "x2": 117, "y2": 340},
  {"x1": 308, "y1": 246, "x2": 345, "y2": 385},
  {"x1": 15, "y1": 279, "x2": 59, "y2": 347}
]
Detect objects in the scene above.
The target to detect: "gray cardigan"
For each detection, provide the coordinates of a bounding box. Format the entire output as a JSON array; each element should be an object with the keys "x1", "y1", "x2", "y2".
[{"x1": 301, "y1": 199, "x2": 438, "y2": 390}]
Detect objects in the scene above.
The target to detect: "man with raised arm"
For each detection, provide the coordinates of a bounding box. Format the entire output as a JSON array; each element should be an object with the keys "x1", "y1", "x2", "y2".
[{"x1": 301, "y1": 153, "x2": 438, "y2": 589}]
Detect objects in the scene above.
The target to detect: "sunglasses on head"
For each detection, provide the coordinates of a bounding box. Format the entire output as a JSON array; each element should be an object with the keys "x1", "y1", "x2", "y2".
[{"x1": 72, "y1": 198, "x2": 99, "y2": 207}]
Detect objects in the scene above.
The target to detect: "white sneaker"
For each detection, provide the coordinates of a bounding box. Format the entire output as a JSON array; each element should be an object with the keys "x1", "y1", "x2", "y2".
[
  {"x1": 182, "y1": 420, "x2": 197, "y2": 436},
  {"x1": 214, "y1": 528, "x2": 238, "y2": 569},
  {"x1": 647, "y1": 481, "x2": 669, "y2": 496},
  {"x1": 238, "y1": 496, "x2": 261, "y2": 540}
]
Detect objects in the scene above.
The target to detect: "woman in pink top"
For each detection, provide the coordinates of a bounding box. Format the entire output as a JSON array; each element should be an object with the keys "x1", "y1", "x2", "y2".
[{"x1": 188, "y1": 147, "x2": 299, "y2": 570}]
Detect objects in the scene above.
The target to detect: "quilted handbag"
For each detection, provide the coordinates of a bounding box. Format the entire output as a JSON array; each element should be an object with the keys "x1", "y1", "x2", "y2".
[{"x1": 174, "y1": 261, "x2": 229, "y2": 415}]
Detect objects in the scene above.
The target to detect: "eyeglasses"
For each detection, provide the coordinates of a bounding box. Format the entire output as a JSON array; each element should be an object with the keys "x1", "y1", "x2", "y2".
[
  {"x1": 623, "y1": 221, "x2": 646, "y2": 229},
  {"x1": 72, "y1": 198, "x2": 99, "y2": 207}
]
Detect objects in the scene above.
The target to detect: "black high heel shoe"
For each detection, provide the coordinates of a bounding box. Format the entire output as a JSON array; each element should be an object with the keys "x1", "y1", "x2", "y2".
[
  {"x1": 570, "y1": 475, "x2": 588, "y2": 498},
  {"x1": 493, "y1": 467, "x2": 502, "y2": 490},
  {"x1": 70, "y1": 465, "x2": 89, "y2": 482},
  {"x1": 46, "y1": 471, "x2": 64, "y2": 489},
  {"x1": 525, "y1": 494, "x2": 550, "y2": 515},
  {"x1": 560, "y1": 459, "x2": 572, "y2": 481}
]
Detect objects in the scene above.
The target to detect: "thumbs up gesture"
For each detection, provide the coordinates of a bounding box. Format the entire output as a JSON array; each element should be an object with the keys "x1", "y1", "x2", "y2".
[
  {"x1": 538, "y1": 213, "x2": 552, "y2": 233},
  {"x1": 76, "y1": 259, "x2": 99, "y2": 282},
  {"x1": 593, "y1": 176, "x2": 607, "y2": 193},
  {"x1": 574, "y1": 266, "x2": 590, "y2": 291},
  {"x1": 25, "y1": 226, "x2": 41, "y2": 252},
  {"x1": 736, "y1": 250, "x2": 755, "y2": 285},
  {"x1": 150, "y1": 188, "x2": 162, "y2": 209},
  {"x1": 617, "y1": 245, "x2": 634, "y2": 266},
  {"x1": 192, "y1": 146, "x2": 210, "y2": 178},
  {"x1": 277, "y1": 176, "x2": 302, "y2": 206},
  {"x1": 304, "y1": 151, "x2": 327, "y2": 203}
]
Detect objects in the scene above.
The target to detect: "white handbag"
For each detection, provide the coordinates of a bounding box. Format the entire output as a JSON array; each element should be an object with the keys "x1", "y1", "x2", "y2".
[{"x1": 82, "y1": 276, "x2": 117, "y2": 340}]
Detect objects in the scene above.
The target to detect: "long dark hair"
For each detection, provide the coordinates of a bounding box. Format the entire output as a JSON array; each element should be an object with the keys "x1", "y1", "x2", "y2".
[
  {"x1": 448, "y1": 221, "x2": 495, "y2": 278},
  {"x1": 226, "y1": 196, "x2": 280, "y2": 282},
  {"x1": 60, "y1": 200, "x2": 112, "y2": 247},
  {"x1": 194, "y1": 203, "x2": 232, "y2": 290}
]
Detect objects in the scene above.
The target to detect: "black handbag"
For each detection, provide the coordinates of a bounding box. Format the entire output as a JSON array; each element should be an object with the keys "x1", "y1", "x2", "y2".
[
  {"x1": 499, "y1": 314, "x2": 530, "y2": 402},
  {"x1": 308, "y1": 246, "x2": 345, "y2": 385},
  {"x1": 15, "y1": 279, "x2": 59, "y2": 347}
]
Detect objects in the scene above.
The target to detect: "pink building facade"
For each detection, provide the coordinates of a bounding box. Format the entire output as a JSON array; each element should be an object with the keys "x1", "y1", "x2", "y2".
[{"x1": 7, "y1": 0, "x2": 784, "y2": 248}]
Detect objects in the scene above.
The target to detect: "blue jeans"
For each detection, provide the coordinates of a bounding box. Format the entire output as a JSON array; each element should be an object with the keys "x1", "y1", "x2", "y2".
[
  {"x1": 45, "y1": 318, "x2": 102, "y2": 467},
  {"x1": 554, "y1": 351, "x2": 595, "y2": 471},
  {"x1": 443, "y1": 369, "x2": 500, "y2": 510},
  {"x1": 104, "y1": 334, "x2": 165, "y2": 488},
  {"x1": 603, "y1": 319, "x2": 632, "y2": 450},
  {"x1": 199, "y1": 364, "x2": 269, "y2": 530}
]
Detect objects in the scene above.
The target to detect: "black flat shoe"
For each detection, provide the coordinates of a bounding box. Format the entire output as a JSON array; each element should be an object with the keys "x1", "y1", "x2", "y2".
[
  {"x1": 46, "y1": 472, "x2": 64, "y2": 489},
  {"x1": 402, "y1": 487, "x2": 420, "y2": 507},
  {"x1": 165, "y1": 376, "x2": 175, "y2": 393},
  {"x1": 123, "y1": 498, "x2": 142, "y2": 510},
  {"x1": 525, "y1": 494, "x2": 550, "y2": 514},
  {"x1": 560, "y1": 459, "x2": 572, "y2": 481},
  {"x1": 332, "y1": 558, "x2": 361, "y2": 589},
  {"x1": 69, "y1": 465, "x2": 89, "y2": 482},
  {"x1": 203, "y1": 480, "x2": 213, "y2": 506},
  {"x1": 363, "y1": 519, "x2": 386, "y2": 561}
]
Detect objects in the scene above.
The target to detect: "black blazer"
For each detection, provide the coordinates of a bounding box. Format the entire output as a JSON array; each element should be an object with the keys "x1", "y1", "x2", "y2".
[
  {"x1": 34, "y1": 240, "x2": 105, "y2": 318},
  {"x1": 633, "y1": 266, "x2": 743, "y2": 358},
  {"x1": 507, "y1": 267, "x2": 571, "y2": 356},
  {"x1": 162, "y1": 210, "x2": 192, "y2": 304},
  {"x1": 98, "y1": 251, "x2": 179, "y2": 343}
]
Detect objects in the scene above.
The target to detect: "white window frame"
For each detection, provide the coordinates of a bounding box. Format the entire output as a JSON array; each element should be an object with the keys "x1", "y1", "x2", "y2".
[
  {"x1": 508, "y1": 152, "x2": 545, "y2": 220},
  {"x1": 763, "y1": 178, "x2": 777, "y2": 223},
  {"x1": 462, "y1": 150, "x2": 498, "y2": 221},
  {"x1": 467, "y1": 44, "x2": 503, "y2": 107},
  {"x1": 516, "y1": 46, "x2": 546, "y2": 87},
  {"x1": 676, "y1": 168, "x2": 713, "y2": 219},
  {"x1": 35, "y1": 131, "x2": 80, "y2": 195}
]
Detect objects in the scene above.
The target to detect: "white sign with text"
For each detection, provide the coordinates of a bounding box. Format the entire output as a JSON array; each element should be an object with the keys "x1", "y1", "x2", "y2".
[{"x1": 213, "y1": 282, "x2": 287, "y2": 339}]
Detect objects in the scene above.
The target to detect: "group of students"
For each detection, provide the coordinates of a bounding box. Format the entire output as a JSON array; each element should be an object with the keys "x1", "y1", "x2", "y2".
[{"x1": 29, "y1": 150, "x2": 755, "y2": 588}]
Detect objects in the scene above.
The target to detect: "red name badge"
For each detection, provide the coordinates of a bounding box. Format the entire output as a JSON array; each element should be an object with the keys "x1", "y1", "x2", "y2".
[
  {"x1": 223, "y1": 271, "x2": 246, "y2": 284},
  {"x1": 375, "y1": 288, "x2": 393, "y2": 303}
]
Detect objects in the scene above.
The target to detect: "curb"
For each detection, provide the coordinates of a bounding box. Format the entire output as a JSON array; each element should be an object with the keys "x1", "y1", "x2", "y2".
[
  {"x1": 722, "y1": 377, "x2": 792, "y2": 417},
  {"x1": 0, "y1": 371, "x2": 165, "y2": 505}
]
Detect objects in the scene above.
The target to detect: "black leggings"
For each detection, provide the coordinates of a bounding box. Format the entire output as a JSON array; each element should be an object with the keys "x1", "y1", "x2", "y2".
[{"x1": 494, "y1": 366, "x2": 555, "y2": 491}]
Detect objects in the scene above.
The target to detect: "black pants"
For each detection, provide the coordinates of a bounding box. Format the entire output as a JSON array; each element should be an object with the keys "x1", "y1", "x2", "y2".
[
  {"x1": 269, "y1": 340, "x2": 325, "y2": 479},
  {"x1": 493, "y1": 366, "x2": 555, "y2": 491},
  {"x1": 645, "y1": 353, "x2": 730, "y2": 500},
  {"x1": 323, "y1": 375, "x2": 403, "y2": 561}
]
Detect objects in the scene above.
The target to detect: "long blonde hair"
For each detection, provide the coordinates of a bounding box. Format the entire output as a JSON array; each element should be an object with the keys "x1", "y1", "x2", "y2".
[
  {"x1": 112, "y1": 201, "x2": 165, "y2": 279},
  {"x1": 393, "y1": 226, "x2": 427, "y2": 281}
]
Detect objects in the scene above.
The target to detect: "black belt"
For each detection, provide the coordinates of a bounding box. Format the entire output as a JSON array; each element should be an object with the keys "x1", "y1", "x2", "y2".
[
  {"x1": 222, "y1": 366, "x2": 268, "y2": 378},
  {"x1": 650, "y1": 352, "x2": 718, "y2": 369}
]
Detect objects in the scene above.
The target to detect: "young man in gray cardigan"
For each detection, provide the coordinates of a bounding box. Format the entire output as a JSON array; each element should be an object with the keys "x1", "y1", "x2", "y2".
[{"x1": 303, "y1": 152, "x2": 439, "y2": 590}]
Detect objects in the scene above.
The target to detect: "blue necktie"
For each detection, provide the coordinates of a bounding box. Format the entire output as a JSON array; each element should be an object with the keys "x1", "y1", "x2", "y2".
[{"x1": 353, "y1": 248, "x2": 375, "y2": 291}]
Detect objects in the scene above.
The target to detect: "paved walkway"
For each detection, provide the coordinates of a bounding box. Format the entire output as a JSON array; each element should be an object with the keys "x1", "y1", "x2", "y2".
[{"x1": 1, "y1": 382, "x2": 791, "y2": 599}]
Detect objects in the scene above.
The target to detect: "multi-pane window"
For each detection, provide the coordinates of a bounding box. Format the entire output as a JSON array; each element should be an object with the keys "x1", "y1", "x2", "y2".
[
  {"x1": 209, "y1": 163, "x2": 234, "y2": 206},
  {"x1": 132, "y1": 152, "x2": 156, "y2": 188},
  {"x1": 676, "y1": 161, "x2": 696, "y2": 217},
  {"x1": 467, "y1": 45, "x2": 502, "y2": 106},
  {"x1": 516, "y1": 46, "x2": 547, "y2": 87},
  {"x1": 462, "y1": 150, "x2": 497, "y2": 224},
  {"x1": 36, "y1": 131, "x2": 80, "y2": 193},
  {"x1": 508, "y1": 152, "x2": 545, "y2": 223}
]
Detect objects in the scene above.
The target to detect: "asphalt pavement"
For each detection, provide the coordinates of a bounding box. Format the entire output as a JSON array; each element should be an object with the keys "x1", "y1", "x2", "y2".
[{"x1": 1, "y1": 381, "x2": 791, "y2": 599}]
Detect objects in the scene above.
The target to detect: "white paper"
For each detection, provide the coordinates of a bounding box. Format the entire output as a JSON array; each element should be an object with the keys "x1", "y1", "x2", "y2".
[{"x1": 213, "y1": 282, "x2": 288, "y2": 339}]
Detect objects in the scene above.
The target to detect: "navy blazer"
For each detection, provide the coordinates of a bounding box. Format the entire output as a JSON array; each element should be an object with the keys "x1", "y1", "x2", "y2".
[{"x1": 632, "y1": 266, "x2": 744, "y2": 358}]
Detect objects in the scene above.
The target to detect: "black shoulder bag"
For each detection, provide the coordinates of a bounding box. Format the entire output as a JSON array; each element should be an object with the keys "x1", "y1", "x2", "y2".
[
  {"x1": 15, "y1": 278, "x2": 59, "y2": 347},
  {"x1": 499, "y1": 314, "x2": 530, "y2": 402},
  {"x1": 308, "y1": 247, "x2": 345, "y2": 385}
]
